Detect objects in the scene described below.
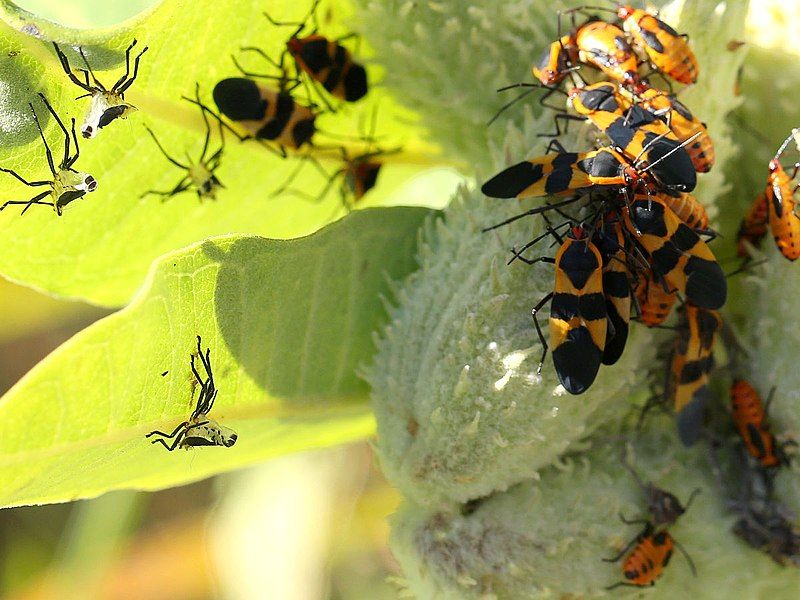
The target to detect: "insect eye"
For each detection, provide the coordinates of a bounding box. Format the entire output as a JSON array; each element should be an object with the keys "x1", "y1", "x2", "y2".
[
  {"x1": 82, "y1": 126, "x2": 93, "y2": 138},
  {"x1": 85, "y1": 176, "x2": 98, "y2": 192}
]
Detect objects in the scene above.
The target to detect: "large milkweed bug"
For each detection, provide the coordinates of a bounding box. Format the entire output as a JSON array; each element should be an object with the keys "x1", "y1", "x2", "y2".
[
  {"x1": 146, "y1": 335, "x2": 238, "y2": 451},
  {"x1": 633, "y1": 268, "x2": 677, "y2": 326},
  {"x1": 0, "y1": 93, "x2": 97, "y2": 216},
  {"x1": 604, "y1": 519, "x2": 696, "y2": 590},
  {"x1": 568, "y1": 84, "x2": 697, "y2": 192},
  {"x1": 264, "y1": 0, "x2": 368, "y2": 106},
  {"x1": 666, "y1": 304, "x2": 721, "y2": 444},
  {"x1": 622, "y1": 195, "x2": 726, "y2": 310},
  {"x1": 736, "y1": 192, "x2": 768, "y2": 257},
  {"x1": 141, "y1": 86, "x2": 225, "y2": 202},
  {"x1": 593, "y1": 216, "x2": 632, "y2": 365},
  {"x1": 184, "y1": 48, "x2": 318, "y2": 158},
  {"x1": 528, "y1": 226, "x2": 608, "y2": 395},
  {"x1": 616, "y1": 6, "x2": 698, "y2": 85},
  {"x1": 620, "y1": 86, "x2": 715, "y2": 173},
  {"x1": 532, "y1": 35, "x2": 577, "y2": 86},
  {"x1": 730, "y1": 379, "x2": 791, "y2": 468},
  {"x1": 733, "y1": 510, "x2": 800, "y2": 567},
  {"x1": 765, "y1": 131, "x2": 800, "y2": 261},
  {"x1": 53, "y1": 40, "x2": 148, "y2": 139}
]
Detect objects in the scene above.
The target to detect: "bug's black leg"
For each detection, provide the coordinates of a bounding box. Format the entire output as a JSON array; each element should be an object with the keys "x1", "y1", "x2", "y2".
[
  {"x1": 0, "y1": 167, "x2": 50, "y2": 187},
  {"x1": 272, "y1": 156, "x2": 314, "y2": 197},
  {"x1": 140, "y1": 177, "x2": 191, "y2": 201},
  {"x1": 65, "y1": 118, "x2": 82, "y2": 168},
  {"x1": 143, "y1": 125, "x2": 189, "y2": 170},
  {"x1": 36, "y1": 93, "x2": 71, "y2": 169},
  {"x1": 28, "y1": 103, "x2": 56, "y2": 177},
  {"x1": 146, "y1": 420, "x2": 190, "y2": 440},
  {"x1": 52, "y1": 42, "x2": 93, "y2": 92},
  {"x1": 531, "y1": 292, "x2": 554, "y2": 374},
  {"x1": 111, "y1": 39, "x2": 137, "y2": 92},
  {"x1": 1, "y1": 191, "x2": 54, "y2": 214},
  {"x1": 78, "y1": 47, "x2": 107, "y2": 92},
  {"x1": 116, "y1": 43, "x2": 149, "y2": 94}
]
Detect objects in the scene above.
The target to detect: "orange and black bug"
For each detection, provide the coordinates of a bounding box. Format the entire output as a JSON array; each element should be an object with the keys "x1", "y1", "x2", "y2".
[
  {"x1": 570, "y1": 18, "x2": 641, "y2": 87},
  {"x1": 53, "y1": 40, "x2": 148, "y2": 139},
  {"x1": 667, "y1": 305, "x2": 721, "y2": 444},
  {"x1": 528, "y1": 226, "x2": 607, "y2": 395},
  {"x1": 604, "y1": 520, "x2": 696, "y2": 590},
  {"x1": 730, "y1": 379, "x2": 790, "y2": 468},
  {"x1": 532, "y1": 35, "x2": 577, "y2": 86},
  {"x1": 634, "y1": 269, "x2": 677, "y2": 326},
  {"x1": 593, "y1": 216, "x2": 632, "y2": 365},
  {"x1": 622, "y1": 194, "x2": 726, "y2": 310},
  {"x1": 616, "y1": 5, "x2": 699, "y2": 85},
  {"x1": 185, "y1": 49, "x2": 318, "y2": 157},
  {"x1": 141, "y1": 86, "x2": 225, "y2": 202},
  {"x1": 620, "y1": 85, "x2": 714, "y2": 173},
  {"x1": 265, "y1": 0, "x2": 368, "y2": 105},
  {"x1": 623, "y1": 459, "x2": 701, "y2": 528},
  {"x1": 568, "y1": 83, "x2": 697, "y2": 192},
  {"x1": 736, "y1": 192, "x2": 768, "y2": 257},
  {"x1": 765, "y1": 132, "x2": 800, "y2": 261}
]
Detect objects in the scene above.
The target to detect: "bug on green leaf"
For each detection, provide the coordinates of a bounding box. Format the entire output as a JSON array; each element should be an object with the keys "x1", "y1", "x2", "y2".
[{"x1": 0, "y1": 93, "x2": 97, "y2": 216}]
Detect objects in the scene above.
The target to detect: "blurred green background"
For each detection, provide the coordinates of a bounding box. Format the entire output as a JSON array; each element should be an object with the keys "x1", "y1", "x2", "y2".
[{"x1": 1, "y1": 1, "x2": 404, "y2": 598}]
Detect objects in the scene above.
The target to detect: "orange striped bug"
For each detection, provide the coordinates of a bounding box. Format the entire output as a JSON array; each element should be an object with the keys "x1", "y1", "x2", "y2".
[
  {"x1": 568, "y1": 18, "x2": 642, "y2": 87},
  {"x1": 141, "y1": 85, "x2": 225, "y2": 202},
  {"x1": 765, "y1": 132, "x2": 800, "y2": 261},
  {"x1": 604, "y1": 520, "x2": 695, "y2": 590},
  {"x1": 185, "y1": 49, "x2": 319, "y2": 157},
  {"x1": 730, "y1": 379, "x2": 791, "y2": 469},
  {"x1": 619, "y1": 85, "x2": 715, "y2": 172},
  {"x1": 736, "y1": 192, "x2": 768, "y2": 257},
  {"x1": 568, "y1": 83, "x2": 697, "y2": 192},
  {"x1": 264, "y1": 0, "x2": 368, "y2": 107},
  {"x1": 525, "y1": 226, "x2": 608, "y2": 395},
  {"x1": 667, "y1": 304, "x2": 721, "y2": 444},
  {"x1": 616, "y1": 5, "x2": 698, "y2": 85},
  {"x1": 0, "y1": 93, "x2": 98, "y2": 216},
  {"x1": 53, "y1": 40, "x2": 148, "y2": 139},
  {"x1": 622, "y1": 195, "x2": 726, "y2": 310},
  {"x1": 592, "y1": 215, "x2": 632, "y2": 365},
  {"x1": 633, "y1": 269, "x2": 677, "y2": 327}
]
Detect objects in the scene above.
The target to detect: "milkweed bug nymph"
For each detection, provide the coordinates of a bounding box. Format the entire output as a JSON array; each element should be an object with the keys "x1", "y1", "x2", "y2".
[
  {"x1": 146, "y1": 335, "x2": 238, "y2": 451},
  {"x1": 272, "y1": 106, "x2": 400, "y2": 208},
  {"x1": 604, "y1": 519, "x2": 696, "y2": 589},
  {"x1": 53, "y1": 40, "x2": 148, "y2": 139},
  {"x1": 265, "y1": 0, "x2": 368, "y2": 107},
  {"x1": 736, "y1": 192, "x2": 768, "y2": 257},
  {"x1": 765, "y1": 131, "x2": 800, "y2": 261},
  {"x1": 615, "y1": 5, "x2": 698, "y2": 85},
  {"x1": 622, "y1": 456, "x2": 700, "y2": 527},
  {"x1": 0, "y1": 93, "x2": 97, "y2": 216},
  {"x1": 730, "y1": 379, "x2": 793, "y2": 469},
  {"x1": 141, "y1": 85, "x2": 226, "y2": 202}
]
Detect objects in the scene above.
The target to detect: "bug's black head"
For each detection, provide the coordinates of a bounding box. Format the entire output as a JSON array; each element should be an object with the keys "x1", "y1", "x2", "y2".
[
  {"x1": 84, "y1": 174, "x2": 98, "y2": 192},
  {"x1": 213, "y1": 78, "x2": 265, "y2": 121},
  {"x1": 223, "y1": 433, "x2": 238, "y2": 447}
]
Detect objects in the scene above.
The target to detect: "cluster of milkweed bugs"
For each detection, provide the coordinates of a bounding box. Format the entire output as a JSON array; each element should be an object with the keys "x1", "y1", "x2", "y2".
[
  {"x1": 170, "y1": 0, "x2": 391, "y2": 209},
  {"x1": 603, "y1": 457, "x2": 698, "y2": 589},
  {"x1": 482, "y1": 4, "x2": 725, "y2": 408}
]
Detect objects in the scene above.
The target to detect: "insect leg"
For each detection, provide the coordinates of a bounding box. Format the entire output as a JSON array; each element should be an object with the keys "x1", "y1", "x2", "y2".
[
  {"x1": 28, "y1": 103, "x2": 56, "y2": 177},
  {"x1": 531, "y1": 292, "x2": 554, "y2": 374},
  {"x1": 1, "y1": 191, "x2": 53, "y2": 214},
  {"x1": 143, "y1": 125, "x2": 189, "y2": 170},
  {"x1": 116, "y1": 42, "x2": 150, "y2": 95},
  {"x1": 0, "y1": 168, "x2": 50, "y2": 187},
  {"x1": 51, "y1": 43, "x2": 93, "y2": 92}
]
